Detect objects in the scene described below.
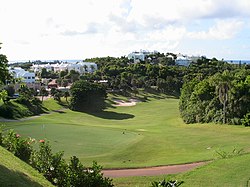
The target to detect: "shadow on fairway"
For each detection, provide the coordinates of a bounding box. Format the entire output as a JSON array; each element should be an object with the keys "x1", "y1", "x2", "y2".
[{"x1": 87, "y1": 110, "x2": 135, "y2": 120}]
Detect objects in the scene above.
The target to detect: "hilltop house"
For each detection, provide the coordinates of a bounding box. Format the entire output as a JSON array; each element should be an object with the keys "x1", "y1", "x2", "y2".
[
  {"x1": 128, "y1": 50, "x2": 158, "y2": 63},
  {"x1": 31, "y1": 61, "x2": 97, "y2": 74}
]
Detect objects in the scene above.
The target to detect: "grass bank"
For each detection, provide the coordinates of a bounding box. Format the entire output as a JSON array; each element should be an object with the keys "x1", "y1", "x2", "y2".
[{"x1": 0, "y1": 146, "x2": 53, "y2": 187}]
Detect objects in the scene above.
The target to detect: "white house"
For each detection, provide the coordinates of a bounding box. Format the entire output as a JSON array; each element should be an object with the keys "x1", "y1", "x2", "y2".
[
  {"x1": 127, "y1": 50, "x2": 158, "y2": 63},
  {"x1": 175, "y1": 55, "x2": 192, "y2": 66},
  {"x1": 31, "y1": 61, "x2": 97, "y2": 74},
  {"x1": 128, "y1": 52, "x2": 146, "y2": 62},
  {"x1": 9, "y1": 67, "x2": 36, "y2": 83}
]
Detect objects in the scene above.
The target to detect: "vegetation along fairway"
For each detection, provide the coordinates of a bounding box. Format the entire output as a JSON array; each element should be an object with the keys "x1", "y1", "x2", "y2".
[{"x1": 3, "y1": 96, "x2": 250, "y2": 169}]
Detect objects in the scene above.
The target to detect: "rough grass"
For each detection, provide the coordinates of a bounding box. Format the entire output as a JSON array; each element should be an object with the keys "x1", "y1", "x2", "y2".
[
  {"x1": 2, "y1": 93, "x2": 250, "y2": 169},
  {"x1": 0, "y1": 146, "x2": 53, "y2": 187}
]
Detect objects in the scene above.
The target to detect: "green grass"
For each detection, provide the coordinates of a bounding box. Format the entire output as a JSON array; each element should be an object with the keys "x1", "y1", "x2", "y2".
[
  {"x1": 2, "y1": 93, "x2": 250, "y2": 169},
  {"x1": 0, "y1": 146, "x2": 53, "y2": 187},
  {"x1": 42, "y1": 98, "x2": 67, "y2": 111},
  {"x1": 113, "y1": 153, "x2": 250, "y2": 186}
]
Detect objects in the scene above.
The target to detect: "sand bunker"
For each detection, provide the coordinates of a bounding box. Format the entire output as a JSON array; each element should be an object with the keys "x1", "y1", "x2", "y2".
[{"x1": 113, "y1": 99, "x2": 140, "y2": 106}]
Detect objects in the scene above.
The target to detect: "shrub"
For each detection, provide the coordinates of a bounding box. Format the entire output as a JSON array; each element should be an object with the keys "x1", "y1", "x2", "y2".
[
  {"x1": 30, "y1": 140, "x2": 67, "y2": 185},
  {"x1": 67, "y1": 157, "x2": 113, "y2": 187},
  {"x1": 151, "y1": 179, "x2": 184, "y2": 187},
  {"x1": 30, "y1": 140, "x2": 113, "y2": 187},
  {"x1": 242, "y1": 113, "x2": 250, "y2": 127},
  {"x1": 1, "y1": 130, "x2": 33, "y2": 162}
]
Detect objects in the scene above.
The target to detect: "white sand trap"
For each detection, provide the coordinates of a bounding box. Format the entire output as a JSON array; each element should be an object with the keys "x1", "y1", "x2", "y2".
[{"x1": 113, "y1": 99, "x2": 140, "y2": 106}]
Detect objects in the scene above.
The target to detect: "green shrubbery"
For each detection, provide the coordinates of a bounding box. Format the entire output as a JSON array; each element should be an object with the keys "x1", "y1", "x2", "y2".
[
  {"x1": 151, "y1": 179, "x2": 184, "y2": 187},
  {"x1": 180, "y1": 70, "x2": 250, "y2": 125},
  {"x1": 0, "y1": 128, "x2": 113, "y2": 187}
]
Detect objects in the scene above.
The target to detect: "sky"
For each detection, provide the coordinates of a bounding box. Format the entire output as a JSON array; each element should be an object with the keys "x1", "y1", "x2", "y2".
[{"x1": 0, "y1": 0, "x2": 250, "y2": 61}]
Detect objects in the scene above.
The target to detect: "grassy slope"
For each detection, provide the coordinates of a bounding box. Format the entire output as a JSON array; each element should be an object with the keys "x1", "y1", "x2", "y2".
[
  {"x1": 113, "y1": 153, "x2": 250, "y2": 187},
  {"x1": 0, "y1": 146, "x2": 53, "y2": 187}
]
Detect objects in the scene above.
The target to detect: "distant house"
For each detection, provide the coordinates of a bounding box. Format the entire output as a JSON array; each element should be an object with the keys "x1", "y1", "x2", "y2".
[
  {"x1": 9, "y1": 67, "x2": 36, "y2": 83},
  {"x1": 175, "y1": 53, "x2": 194, "y2": 67},
  {"x1": 128, "y1": 52, "x2": 145, "y2": 62},
  {"x1": 128, "y1": 50, "x2": 158, "y2": 63},
  {"x1": 31, "y1": 61, "x2": 97, "y2": 74}
]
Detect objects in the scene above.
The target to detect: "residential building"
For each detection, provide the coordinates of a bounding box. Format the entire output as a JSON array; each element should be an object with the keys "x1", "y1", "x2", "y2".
[
  {"x1": 8, "y1": 67, "x2": 36, "y2": 83},
  {"x1": 128, "y1": 50, "x2": 158, "y2": 63},
  {"x1": 31, "y1": 61, "x2": 97, "y2": 74}
]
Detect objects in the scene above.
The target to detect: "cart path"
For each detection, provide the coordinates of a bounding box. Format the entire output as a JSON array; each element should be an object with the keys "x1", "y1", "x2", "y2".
[{"x1": 102, "y1": 161, "x2": 209, "y2": 178}]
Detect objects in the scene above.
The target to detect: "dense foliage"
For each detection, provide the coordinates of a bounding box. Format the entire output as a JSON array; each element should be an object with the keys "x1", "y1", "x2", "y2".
[
  {"x1": 0, "y1": 128, "x2": 114, "y2": 187},
  {"x1": 84, "y1": 55, "x2": 185, "y2": 96},
  {"x1": 180, "y1": 69, "x2": 250, "y2": 125},
  {"x1": 70, "y1": 80, "x2": 107, "y2": 111},
  {"x1": 0, "y1": 43, "x2": 10, "y2": 85},
  {"x1": 151, "y1": 179, "x2": 183, "y2": 187}
]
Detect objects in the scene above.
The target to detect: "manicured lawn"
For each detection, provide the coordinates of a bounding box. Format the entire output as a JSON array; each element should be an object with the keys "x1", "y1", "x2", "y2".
[{"x1": 2, "y1": 94, "x2": 250, "y2": 169}]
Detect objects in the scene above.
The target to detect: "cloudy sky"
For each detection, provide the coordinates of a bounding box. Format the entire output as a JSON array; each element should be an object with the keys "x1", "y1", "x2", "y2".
[{"x1": 0, "y1": 0, "x2": 250, "y2": 61}]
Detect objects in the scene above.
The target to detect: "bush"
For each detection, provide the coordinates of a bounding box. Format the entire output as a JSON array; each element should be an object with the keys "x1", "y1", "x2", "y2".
[
  {"x1": 30, "y1": 140, "x2": 113, "y2": 187},
  {"x1": 67, "y1": 157, "x2": 113, "y2": 187},
  {"x1": 151, "y1": 179, "x2": 184, "y2": 187},
  {"x1": 242, "y1": 113, "x2": 250, "y2": 127},
  {"x1": 1, "y1": 130, "x2": 33, "y2": 162}
]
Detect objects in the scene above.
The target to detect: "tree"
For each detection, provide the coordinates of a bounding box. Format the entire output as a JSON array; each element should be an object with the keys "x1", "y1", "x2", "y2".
[
  {"x1": 65, "y1": 70, "x2": 80, "y2": 83},
  {"x1": 0, "y1": 90, "x2": 8, "y2": 103},
  {"x1": 70, "y1": 80, "x2": 107, "y2": 112},
  {"x1": 0, "y1": 43, "x2": 10, "y2": 85},
  {"x1": 61, "y1": 79, "x2": 69, "y2": 87},
  {"x1": 40, "y1": 87, "x2": 48, "y2": 102},
  {"x1": 59, "y1": 70, "x2": 68, "y2": 78},
  {"x1": 64, "y1": 91, "x2": 70, "y2": 103},
  {"x1": 212, "y1": 71, "x2": 233, "y2": 124}
]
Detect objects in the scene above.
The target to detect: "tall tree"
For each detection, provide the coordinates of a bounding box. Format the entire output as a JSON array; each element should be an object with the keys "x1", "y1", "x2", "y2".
[
  {"x1": 212, "y1": 71, "x2": 233, "y2": 124},
  {"x1": 0, "y1": 43, "x2": 10, "y2": 85}
]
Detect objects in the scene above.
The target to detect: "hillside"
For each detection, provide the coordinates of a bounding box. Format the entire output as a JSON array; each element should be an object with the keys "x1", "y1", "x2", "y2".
[{"x1": 0, "y1": 146, "x2": 53, "y2": 187}]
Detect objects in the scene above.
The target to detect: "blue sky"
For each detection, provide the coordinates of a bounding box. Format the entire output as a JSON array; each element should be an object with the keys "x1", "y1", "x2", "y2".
[{"x1": 0, "y1": 0, "x2": 250, "y2": 61}]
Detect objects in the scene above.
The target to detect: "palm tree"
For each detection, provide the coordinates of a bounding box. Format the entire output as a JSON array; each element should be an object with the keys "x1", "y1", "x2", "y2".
[
  {"x1": 64, "y1": 91, "x2": 70, "y2": 103},
  {"x1": 213, "y1": 70, "x2": 232, "y2": 124},
  {"x1": 40, "y1": 87, "x2": 48, "y2": 102}
]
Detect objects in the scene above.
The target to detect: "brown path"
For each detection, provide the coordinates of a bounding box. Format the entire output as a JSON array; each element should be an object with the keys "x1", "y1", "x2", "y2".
[{"x1": 102, "y1": 161, "x2": 208, "y2": 178}]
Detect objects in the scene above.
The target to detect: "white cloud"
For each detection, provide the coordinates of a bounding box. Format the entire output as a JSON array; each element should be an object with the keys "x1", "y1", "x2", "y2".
[
  {"x1": 0, "y1": 0, "x2": 250, "y2": 60},
  {"x1": 187, "y1": 19, "x2": 244, "y2": 40}
]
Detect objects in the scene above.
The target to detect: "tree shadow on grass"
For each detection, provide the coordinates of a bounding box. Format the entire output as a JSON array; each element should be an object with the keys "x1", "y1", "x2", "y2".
[
  {"x1": 0, "y1": 164, "x2": 44, "y2": 187},
  {"x1": 86, "y1": 110, "x2": 135, "y2": 120}
]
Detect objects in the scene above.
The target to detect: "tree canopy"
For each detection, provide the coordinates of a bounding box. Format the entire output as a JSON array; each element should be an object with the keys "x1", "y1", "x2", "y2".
[{"x1": 70, "y1": 80, "x2": 107, "y2": 112}]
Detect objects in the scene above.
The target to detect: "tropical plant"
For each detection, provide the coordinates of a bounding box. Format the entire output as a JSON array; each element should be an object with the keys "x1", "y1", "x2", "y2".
[{"x1": 151, "y1": 179, "x2": 184, "y2": 187}]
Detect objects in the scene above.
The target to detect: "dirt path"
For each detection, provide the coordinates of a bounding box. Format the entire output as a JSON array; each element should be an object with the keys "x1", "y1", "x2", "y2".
[{"x1": 102, "y1": 161, "x2": 208, "y2": 178}]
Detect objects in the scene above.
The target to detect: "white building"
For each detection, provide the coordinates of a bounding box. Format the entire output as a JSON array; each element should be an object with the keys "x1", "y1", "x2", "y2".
[
  {"x1": 31, "y1": 61, "x2": 98, "y2": 74},
  {"x1": 9, "y1": 67, "x2": 36, "y2": 83},
  {"x1": 128, "y1": 50, "x2": 158, "y2": 63}
]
